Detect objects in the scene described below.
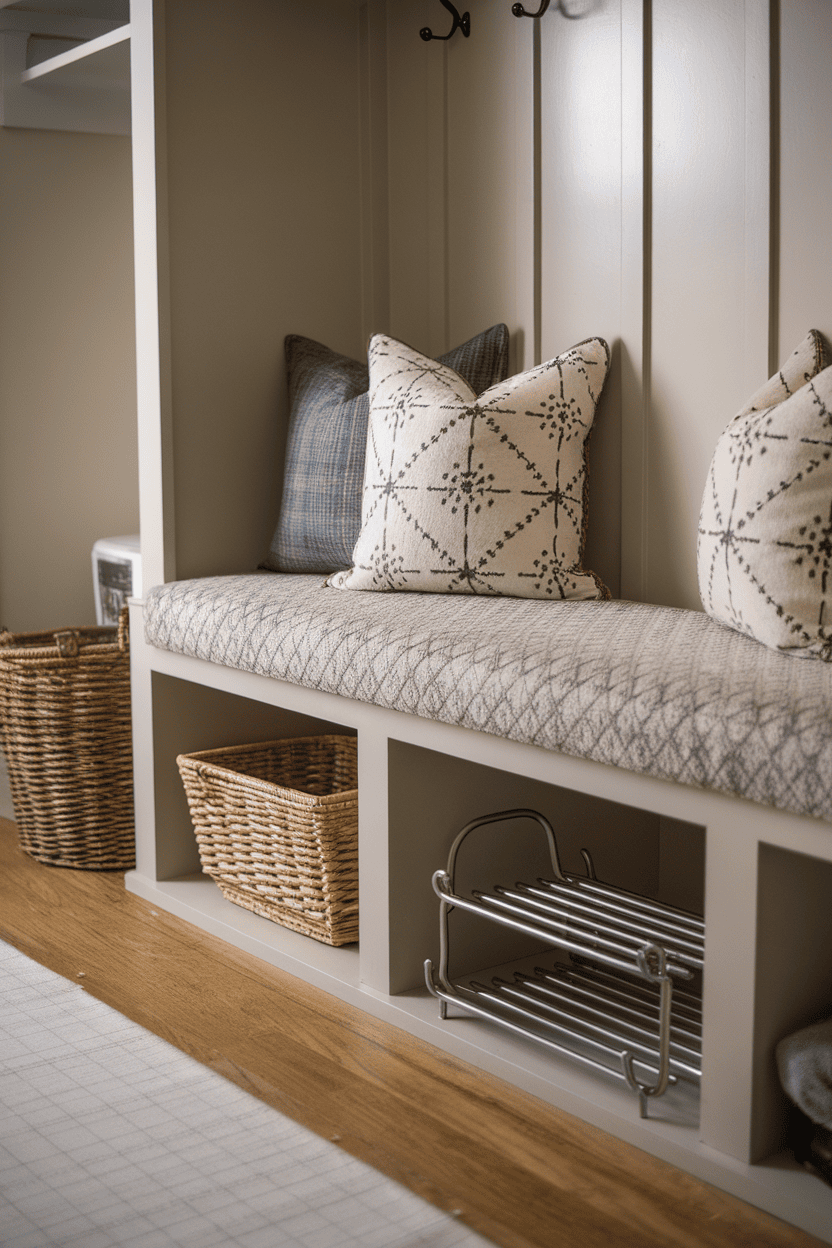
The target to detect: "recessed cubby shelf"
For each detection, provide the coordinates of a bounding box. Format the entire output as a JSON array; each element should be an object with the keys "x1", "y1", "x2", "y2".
[
  {"x1": 0, "y1": 2, "x2": 129, "y2": 134},
  {"x1": 21, "y1": 25, "x2": 130, "y2": 89},
  {"x1": 134, "y1": 671, "x2": 360, "y2": 994},
  {"x1": 423, "y1": 807, "x2": 704, "y2": 1119}
]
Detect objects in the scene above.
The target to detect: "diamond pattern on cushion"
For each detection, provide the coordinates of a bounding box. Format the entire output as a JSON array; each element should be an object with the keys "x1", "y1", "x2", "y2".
[{"x1": 144, "y1": 574, "x2": 832, "y2": 822}]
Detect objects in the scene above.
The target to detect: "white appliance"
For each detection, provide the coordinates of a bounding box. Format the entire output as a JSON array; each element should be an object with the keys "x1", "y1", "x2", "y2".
[{"x1": 92, "y1": 535, "x2": 141, "y2": 626}]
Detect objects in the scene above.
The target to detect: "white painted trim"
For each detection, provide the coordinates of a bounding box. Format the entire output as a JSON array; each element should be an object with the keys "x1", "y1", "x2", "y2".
[{"x1": 131, "y1": 0, "x2": 175, "y2": 589}]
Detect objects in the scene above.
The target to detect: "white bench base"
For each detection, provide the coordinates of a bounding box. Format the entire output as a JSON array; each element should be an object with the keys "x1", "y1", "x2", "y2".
[{"x1": 128, "y1": 598, "x2": 832, "y2": 1241}]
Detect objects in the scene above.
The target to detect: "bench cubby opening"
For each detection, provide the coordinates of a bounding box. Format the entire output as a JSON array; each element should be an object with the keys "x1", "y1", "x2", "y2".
[
  {"x1": 387, "y1": 741, "x2": 705, "y2": 1124},
  {"x1": 386, "y1": 738, "x2": 705, "y2": 994},
  {"x1": 149, "y1": 672, "x2": 357, "y2": 883},
  {"x1": 752, "y1": 844, "x2": 832, "y2": 1163},
  {"x1": 132, "y1": 669, "x2": 361, "y2": 989}
]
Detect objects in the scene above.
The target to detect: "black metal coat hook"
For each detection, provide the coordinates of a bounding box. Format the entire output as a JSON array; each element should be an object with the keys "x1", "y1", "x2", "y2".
[
  {"x1": 420, "y1": 0, "x2": 471, "y2": 41},
  {"x1": 511, "y1": 0, "x2": 585, "y2": 17},
  {"x1": 511, "y1": 0, "x2": 551, "y2": 16}
]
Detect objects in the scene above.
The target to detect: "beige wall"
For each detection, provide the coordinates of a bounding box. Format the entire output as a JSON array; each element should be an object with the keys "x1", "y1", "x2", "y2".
[{"x1": 0, "y1": 127, "x2": 136, "y2": 633}]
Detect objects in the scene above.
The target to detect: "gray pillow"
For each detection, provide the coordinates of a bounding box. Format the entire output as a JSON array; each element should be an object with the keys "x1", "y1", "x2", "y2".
[{"x1": 263, "y1": 324, "x2": 510, "y2": 573}]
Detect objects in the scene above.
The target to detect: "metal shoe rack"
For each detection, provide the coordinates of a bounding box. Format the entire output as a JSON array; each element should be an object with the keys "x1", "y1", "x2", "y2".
[{"x1": 424, "y1": 809, "x2": 705, "y2": 1117}]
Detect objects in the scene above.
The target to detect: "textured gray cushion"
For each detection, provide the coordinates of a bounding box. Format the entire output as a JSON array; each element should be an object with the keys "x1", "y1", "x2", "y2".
[
  {"x1": 265, "y1": 325, "x2": 510, "y2": 574},
  {"x1": 144, "y1": 574, "x2": 832, "y2": 822}
]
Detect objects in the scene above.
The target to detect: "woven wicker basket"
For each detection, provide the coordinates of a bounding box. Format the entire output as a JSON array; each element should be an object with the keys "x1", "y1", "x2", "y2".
[
  {"x1": 176, "y1": 735, "x2": 358, "y2": 946},
  {"x1": 0, "y1": 608, "x2": 135, "y2": 870}
]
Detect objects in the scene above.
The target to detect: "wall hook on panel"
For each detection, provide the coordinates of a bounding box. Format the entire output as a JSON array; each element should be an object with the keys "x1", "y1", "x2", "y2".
[
  {"x1": 420, "y1": 0, "x2": 470, "y2": 41},
  {"x1": 511, "y1": 0, "x2": 587, "y2": 17},
  {"x1": 511, "y1": 0, "x2": 551, "y2": 16}
]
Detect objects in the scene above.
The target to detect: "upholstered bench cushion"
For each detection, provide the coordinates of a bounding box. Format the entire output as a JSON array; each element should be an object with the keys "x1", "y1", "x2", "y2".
[{"x1": 144, "y1": 574, "x2": 832, "y2": 822}]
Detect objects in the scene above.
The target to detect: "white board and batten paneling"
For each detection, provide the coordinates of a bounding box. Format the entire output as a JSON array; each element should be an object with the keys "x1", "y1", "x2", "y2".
[{"x1": 373, "y1": 0, "x2": 832, "y2": 611}]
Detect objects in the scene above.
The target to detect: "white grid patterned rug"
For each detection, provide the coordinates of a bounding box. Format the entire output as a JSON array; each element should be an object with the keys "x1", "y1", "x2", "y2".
[{"x1": 0, "y1": 942, "x2": 494, "y2": 1248}]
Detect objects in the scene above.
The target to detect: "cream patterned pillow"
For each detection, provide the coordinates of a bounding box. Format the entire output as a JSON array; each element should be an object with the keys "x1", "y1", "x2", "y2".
[
  {"x1": 698, "y1": 329, "x2": 832, "y2": 658},
  {"x1": 327, "y1": 334, "x2": 610, "y2": 600}
]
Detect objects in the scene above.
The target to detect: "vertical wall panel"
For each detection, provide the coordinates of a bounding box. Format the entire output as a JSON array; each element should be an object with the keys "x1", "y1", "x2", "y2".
[
  {"x1": 540, "y1": 1, "x2": 623, "y2": 359},
  {"x1": 742, "y1": 0, "x2": 772, "y2": 393},
  {"x1": 386, "y1": 0, "x2": 536, "y2": 366},
  {"x1": 540, "y1": 0, "x2": 625, "y2": 597},
  {"x1": 387, "y1": 1, "x2": 534, "y2": 368},
  {"x1": 385, "y1": 0, "x2": 440, "y2": 352},
  {"x1": 446, "y1": 4, "x2": 533, "y2": 374},
  {"x1": 648, "y1": 0, "x2": 751, "y2": 610},
  {"x1": 778, "y1": 0, "x2": 832, "y2": 360}
]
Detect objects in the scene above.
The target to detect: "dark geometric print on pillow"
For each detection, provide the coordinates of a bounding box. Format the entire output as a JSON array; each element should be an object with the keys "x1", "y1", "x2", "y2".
[
  {"x1": 328, "y1": 333, "x2": 611, "y2": 600},
  {"x1": 264, "y1": 324, "x2": 510, "y2": 574},
  {"x1": 697, "y1": 329, "x2": 832, "y2": 658}
]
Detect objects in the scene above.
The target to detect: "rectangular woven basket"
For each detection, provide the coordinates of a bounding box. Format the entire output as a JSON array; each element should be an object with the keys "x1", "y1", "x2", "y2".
[
  {"x1": 0, "y1": 608, "x2": 135, "y2": 870},
  {"x1": 176, "y1": 735, "x2": 358, "y2": 946}
]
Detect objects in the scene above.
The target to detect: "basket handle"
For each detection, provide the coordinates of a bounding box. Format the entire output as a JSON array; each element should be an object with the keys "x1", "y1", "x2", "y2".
[
  {"x1": 118, "y1": 605, "x2": 130, "y2": 653},
  {"x1": 50, "y1": 610, "x2": 129, "y2": 657},
  {"x1": 54, "y1": 630, "x2": 80, "y2": 658}
]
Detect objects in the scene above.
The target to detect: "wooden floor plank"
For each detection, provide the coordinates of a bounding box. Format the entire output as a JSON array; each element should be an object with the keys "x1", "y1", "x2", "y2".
[{"x1": 0, "y1": 817, "x2": 824, "y2": 1248}]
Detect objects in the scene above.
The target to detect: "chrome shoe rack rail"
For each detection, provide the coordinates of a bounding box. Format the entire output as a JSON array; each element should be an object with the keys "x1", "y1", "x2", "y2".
[{"x1": 424, "y1": 809, "x2": 704, "y2": 1117}]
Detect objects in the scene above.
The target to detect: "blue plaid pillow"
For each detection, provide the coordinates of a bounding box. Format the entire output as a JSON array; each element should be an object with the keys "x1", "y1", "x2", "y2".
[{"x1": 264, "y1": 324, "x2": 510, "y2": 573}]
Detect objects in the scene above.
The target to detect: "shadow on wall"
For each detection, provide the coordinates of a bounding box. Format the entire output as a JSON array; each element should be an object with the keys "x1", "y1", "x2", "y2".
[{"x1": 582, "y1": 335, "x2": 623, "y2": 599}]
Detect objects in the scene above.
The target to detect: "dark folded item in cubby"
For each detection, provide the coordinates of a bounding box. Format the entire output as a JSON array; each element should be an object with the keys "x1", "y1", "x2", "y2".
[{"x1": 776, "y1": 1016, "x2": 832, "y2": 1185}]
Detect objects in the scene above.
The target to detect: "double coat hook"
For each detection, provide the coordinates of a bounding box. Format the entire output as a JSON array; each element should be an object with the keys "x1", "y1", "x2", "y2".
[
  {"x1": 419, "y1": 0, "x2": 585, "y2": 41},
  {"x1": 420, "y1": 0, "x2": 470, "y2": 40}
]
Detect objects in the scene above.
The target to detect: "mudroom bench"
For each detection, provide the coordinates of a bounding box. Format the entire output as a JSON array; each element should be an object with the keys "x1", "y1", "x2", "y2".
[{"x1": 126, "y1": 574, "x2": 832, "y2": 1241}]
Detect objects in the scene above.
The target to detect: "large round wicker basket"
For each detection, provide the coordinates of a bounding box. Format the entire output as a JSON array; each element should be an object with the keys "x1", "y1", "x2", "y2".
[
  {"x1": 177, "y1": 735, "x2": 358, "y2": 946},
  {"x1": 0, "y1": 608, "x2": 135, "y2": 869}
]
